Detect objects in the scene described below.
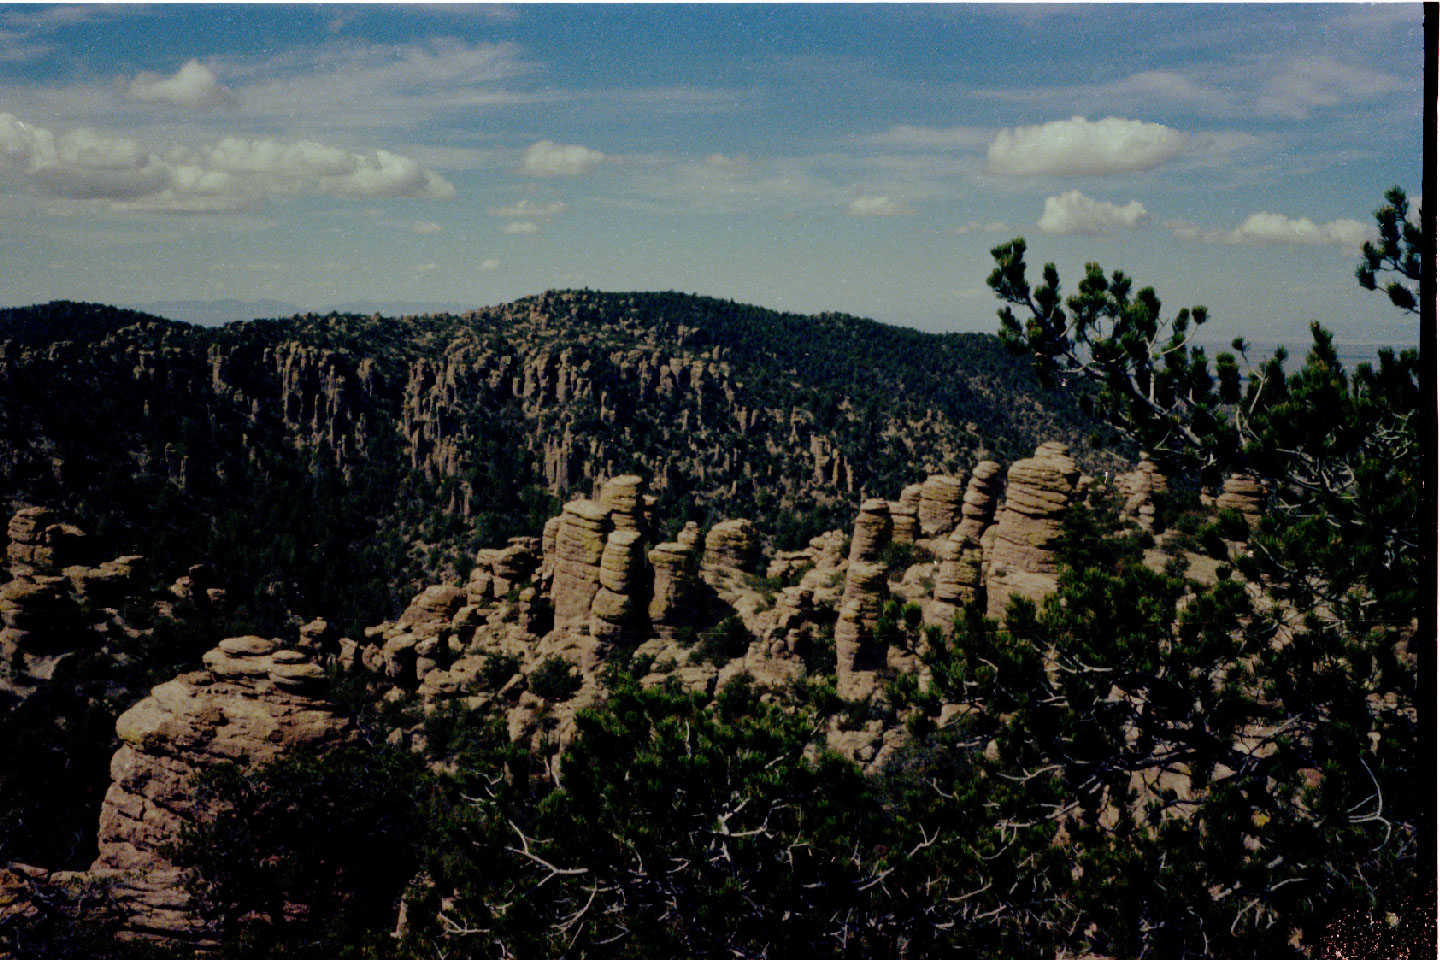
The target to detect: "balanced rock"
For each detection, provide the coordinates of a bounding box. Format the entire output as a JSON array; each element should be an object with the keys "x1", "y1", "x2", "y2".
[
  {"x1": 648, "y1": 541, "x2": 696, "y2": 625},
  {"x1": 1118, "y1": 453, "x2": 1168, "y2": 531},
  {"x1": 888, "y1": 502, "x2": 920, "y2": 545},
  {"x1": 1215, "y1": 472, "x2": 1265, "y2": 528},
  {"x1": 6, "y1": 507, "x2": 86, "y2": 577},
  {"x1": 930, "y1": 534, "x2": 984, "y2": 625},
  {"x1": 985, "y1": 442, "x2": 1078, "y2": 620},
  {"x1": 591, "y1": 529, "x2": 646, "y2": 638},
  {"x1": 398, "y1": 584, "x2": 467, "y2": 626},
  {"x1": 702, "y1": 519, "x2": 759, "y2": 575},
  {"x1": 918, "y1": 474, "x2": 965, "y2": 537},
  {"x1": 599, "y1": 474, "x2": 647, "y2": 533},
  {"x1": 91, "y1": 642, "x2": 348, "y2": 941},
  {"x1": 848, "y1": 499, "x2": 892, "y2": 564},
  {"x1": 551, "y1": 499, "x2": 612, "y2": 627},
  {"x1": 834, "y1": 561, "x2": 888, "y2": 701},
  {"x1": 955, "y1": 460, "x2": 1002, "y2": 542}
]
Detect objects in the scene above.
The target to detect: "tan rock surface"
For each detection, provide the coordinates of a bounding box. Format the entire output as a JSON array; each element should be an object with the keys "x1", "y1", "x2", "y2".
[
  {"x1": 985, "y1": 442, "x2": 1078, "y2": 620},
  {"x1": 918, "y1": 474, "x2": 965, "y2": 537}
]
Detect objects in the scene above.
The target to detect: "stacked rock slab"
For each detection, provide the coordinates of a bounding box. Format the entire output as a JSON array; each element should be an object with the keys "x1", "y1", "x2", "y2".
[
  {"x1": 551, "y1": 499, "x2": 612, "y2": 628},
  {"x1": 591, "y1": 529, "x2": 645, "y2": 639},
  {"x1": 1214, "y1": 472, "x2": 1265, "y2": 529},
  {"x1": 648, "y1": 541, "x2": 696, "y2": 629},
  {"x1": 361, "y1": 585, "x2": 467, "y2": 685},
  {"x1": 467, "y1": 538, "x2": 540, "y2": 604},
  {"x1": 90, "y1": 637, "x2": 348, "y2": 942},
  {"x1": 599, "y1": 474, "x2": 648, "y2": 535},
  {"x1": 6, "y1": 507, "x2": 85, "y2": 577},
  {"x1": 985, "y1": 442, "x2": 1079, "y2": 621},
  {"x1": 955, "y1": 460, "x2": 1002, "y2": 542},
  {"x1": 1119, "y1": 453, "x2": 1167, "y2": 531},
  {"x1": 888, "y1": 502, "x2": 920, "y2": 545},
  {"x1": 929, "y1": 531, "x2": 984, "y2": 626},
  {"x1": 834, "y1": 499, "x2": 892, "y2": 701},
  {"x1": 918, "y1": 474, "x2": 965, "y2": 538},
  {"x1": 701, "y1": 519, "x2": 759, "y2": 576}
]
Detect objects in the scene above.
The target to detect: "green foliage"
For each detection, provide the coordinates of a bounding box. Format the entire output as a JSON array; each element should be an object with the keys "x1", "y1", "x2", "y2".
[
  {"x1": 169, "y1": 744, "x2": 433, "y2": 951},
  {"x1": 528, "y1": 656, "x2": 582, "y2": 702},
  {"x1": 687, "y1": 614, "x2": 754, "y2": 666}
]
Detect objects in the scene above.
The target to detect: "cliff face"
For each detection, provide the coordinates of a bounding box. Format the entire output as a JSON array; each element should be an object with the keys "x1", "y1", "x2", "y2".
[{"x1": 0, "y1": 293, "x2": 1110, "y2": 627}]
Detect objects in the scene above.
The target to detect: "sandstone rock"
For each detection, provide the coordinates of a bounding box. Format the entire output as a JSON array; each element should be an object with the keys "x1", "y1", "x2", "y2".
[
  {"x1": 918, "y1": 474, "x2": 965, "y2": 537},
  {"x1": 834, "y1": 560, "x2": 887, "y2": 701},
  {"x1": 985, "y1": 442, "x2": 1078, "y2": 620},
  {"x1": 702, "y1": 519, "x2": 759, "y2": 574},
  {"x1": 5, "y1": 508, "x2": 85, "y2": 576},
  {"x1": 599, "y1": 474, "x2": 647, "y2": 533},
  {"x1": 888, "y1": 502, "x2": 920, "y2": 545},
  {"x1": 648, "y1": 541, "x2": 696, "y2": 626},
  {"x1": 848, "y1": 499, "x2": 892, "y2": 564},
  {"x1": 552, "y1": 499, "x2": 612, "y2": 627},
  {"x1": 1215, "y1": 472, "x2": 1265, "y2": 528},
  {"x1": 956, "y1": 460, "x2": 1002, "y2": 542},
  {"x1": 930, "y1": 535, "x2": 984, "y2": 625},
  {"x1": 89, "y1": 642, "x2": 349, "y2": 941},
  {"x1": 1118, "y1": 453, "x2": 1167, "y2": 531},
  {"x1": 398, "y1": 585, "x2": 467, "y2": 625}
]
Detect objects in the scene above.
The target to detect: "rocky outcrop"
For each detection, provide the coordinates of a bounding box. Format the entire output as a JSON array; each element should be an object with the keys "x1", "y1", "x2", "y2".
[
  {"x1": 598, "y1": 474, "x2": 648, "y2": 534},
  {"x1": 648, "y1": 541, "x2": 697, "y2": 628},
  {"x1": 702, "y1": 519, "x2": 759, "y2": 576},
  {"x1": 1118, "y1": 453, "x2": 1167, "y2": 531},
  {"x1": 87, "y1": 638, "x2": 349, "y2": 942},
  {"x1": 888, "y1": 502, "x2": 920, "y2": 545},
  {"x1": 917, "y1": 474, "x2": 965, "y2": 537},
  {"x1": 591, "y1": 530, "x2": 646, "y2": 640},
  {"x1": 6, "y1": 507, "x2": 86, "y2": 577},
  {"x1": 848, "y1": 498, "x2": 892, "y2": 563},
  {"x1": 985, "y1": 442, "x2": 1079, "y2": 620},
  {"x1": 1214, "y1": 472, "x2": 1265, "y2": 528},
  {"x1": 834, "y1": 561, "x2": 887, "y2": 701},
  {"x1": 550, "y1": 499, "x2": 612, "y2": 628},
  {"x1": 930, "y1": 533, "x2": 984, "y2": 625},
  {"x1": 467, "y1": 538, "x2": 541, "y2": 604},
  {"x1": 955, "y1": 460, "x2": 1002, "y2": 542}
]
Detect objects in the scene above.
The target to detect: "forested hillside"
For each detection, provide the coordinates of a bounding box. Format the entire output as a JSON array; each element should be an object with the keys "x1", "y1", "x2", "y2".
[{"x1": 0, "y1": 291, "x2": 1104, "y2": 628}]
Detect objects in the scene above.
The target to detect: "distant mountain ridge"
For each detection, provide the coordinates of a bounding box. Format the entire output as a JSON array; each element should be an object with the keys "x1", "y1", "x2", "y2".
[
  {"x1": 118, "y1": 298, "x2": 474, "y2": 327},
  {"x1": 0, "y1": 291, "x2": 1111, "y2": 627}
]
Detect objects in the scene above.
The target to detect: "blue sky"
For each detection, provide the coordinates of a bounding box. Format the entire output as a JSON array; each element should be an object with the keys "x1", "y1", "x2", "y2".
[{"x1": 0, "y1": 4, "x2": 1425, "y2": 345}]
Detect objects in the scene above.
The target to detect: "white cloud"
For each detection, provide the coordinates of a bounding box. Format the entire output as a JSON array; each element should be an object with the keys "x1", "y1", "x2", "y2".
[
  {"x1": 1169, "y1": 212, "x2": 1370, "y2": 248},
  {"x1": 1037, "y1": 190, "x2": 1148, "y2": 235},
  {"x1": 414, "y1": 262, "x2": 438, "y2": 272},
  {"x1": 127, "y1": 59, "x2": 236, "y2": 109},
  {"x1": 412, "y1": 220, "x2": 443, "y2": 234},
  {"x1": 479, "y1": 258, "x2": 500, "y2": 271},
  {"x1": 988, "y1": 116, "x2": 1184, "y2": 176},
  {"x1": 847, "y1": 195, "x2": 915, "y2": 217},
  {"x1": 0, "y1": 112, "x2": 454, "y2": 209},
  {"x1": 488, "y1": 198, "x2": 565, "y2": 217},
  {"x1": 520, "y1": 139, "x2": 605, "y2": 177},
  {"x1": 954, "y1": 220, "x2": 1015, "y2": 236},
  {"x1": 503, "y1": 220, "x2": 539, "y2": 235}
]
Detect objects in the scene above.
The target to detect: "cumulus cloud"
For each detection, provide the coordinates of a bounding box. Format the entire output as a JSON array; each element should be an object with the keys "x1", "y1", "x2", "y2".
[
  {"x1": 520, "y1": 139, "x2": 605, "y2": 176},
  {"x1": 0, "y1": 112, "x2": 455, "y2": 211},
  {"x1": 412, "y1": 220, "x2": 443, "y2": 234},
  {"x1": 988, "y1": 116, "x2": 1184, "y2": 176},
  {"x1": 489, "y1": 198, "x2": 565, "y2": 217},
  {"x1": 479, "y1": 258, "x2": 500, "y2": 271},
  {"x1": 1169, "y1": 212, "x2": 1370, "y2": 248},
  {"x1": 503, "y1": 220, "x2": 539, "y2": 235},
  {"x1": 847, "y1": 195, "x2": 915, "y2": 217},
  {"x1": 127, "y1": 59, "x2": 236, "y2": 109},
  {"x1": 954, "y1": 220, "x2": 1015, "y2": 236},
  {"x1": 1038, "y1": 190, "x2": 1148, "y2": 236}
]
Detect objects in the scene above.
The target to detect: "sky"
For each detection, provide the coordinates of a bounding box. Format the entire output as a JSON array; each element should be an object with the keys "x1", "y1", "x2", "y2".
[{"x1": 0, "y1": 3, "x2": 1427, "y2": 346}]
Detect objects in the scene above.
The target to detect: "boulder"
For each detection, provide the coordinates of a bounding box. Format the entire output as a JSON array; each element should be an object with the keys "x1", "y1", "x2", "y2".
[
  {"x1": 702, "y1": 519, "x2": 759, "y2": 575},
  {"x1": 918, "y1": 474, "x2": 965, "y2": 537},
  {"x1": 985, "y1": 442, "x2": 1078, "y2": 620}
]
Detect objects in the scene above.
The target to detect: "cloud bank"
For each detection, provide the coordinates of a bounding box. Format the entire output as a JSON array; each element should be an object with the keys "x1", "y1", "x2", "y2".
[
  {"x1": 1037, "y1": 190, "x2": 1148, "y2": 235},
  {"x1": 0, "y1": 112, "x2": 454, "y2": 212},
  {"x1": 520, "y1": 140, "x2": 605, "y2": 176},
  {"x1": 988, "y1": 116, "x2": 1184, "y2": 176},
  {"x1": 1170, "y1": 212, "x2": 1370, "y2": 247},
  {"x1": 127, "y1": 59, "x2": 236, "y2": 109}
]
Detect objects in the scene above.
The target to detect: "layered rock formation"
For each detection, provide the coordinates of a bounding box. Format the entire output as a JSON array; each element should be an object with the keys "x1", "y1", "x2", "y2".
[
  {"x1": 917, "y1": 474, "x2": 965, "y2": 537},
  {"x1": 702, "y1": 519, "x2": 760, "y2": 576},
  {"x1": 955, "y1": 460, "x2": 1002, "y2": 542},
  {"x1": 834, "y1": 500, "x2": 893, "y2": 700},
  {"x1": 985, "y1": 442, "x2": 1079, "y2": 620},
  {"x1": 88, "y1": 637, "x2": 349, "y2": 942},
  {"x1": 1118, "y1": 452, "x2": 1167, "y2": 531},
  {"x1": 1214, "y1": 472, "x2": 1265, "y2": 528}
]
